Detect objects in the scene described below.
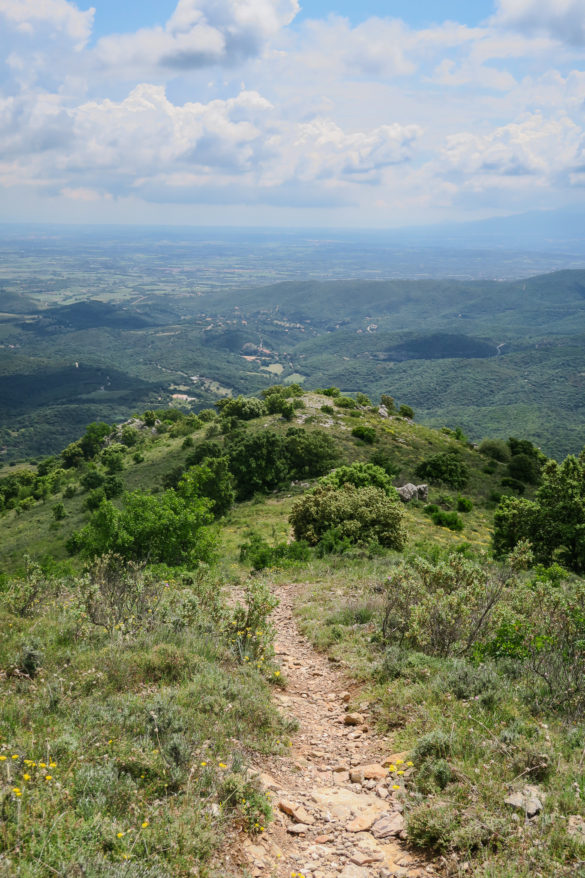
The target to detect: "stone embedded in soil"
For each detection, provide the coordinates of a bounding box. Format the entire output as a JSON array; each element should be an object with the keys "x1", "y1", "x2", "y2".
[
  {"x1": 278, "y1": 800, "x2": 315, "y2": 825},
  {"x1": 371, "y1": 812, "x2": 405, "y2": 839},
  {"x1": 350, "y1": 851, "x2": 384, "y2": 865},
  {"x1": 347, "y1": 807, "x2": 388, "y2": 833},
  {"x1": 382, "y1": 751, "x2": 409, "y2": 767},
  {"x1": 287, "y1": 823, "x2": 311, "y2": 835},
  {"x1": 344, "y1": 713, "x2": 365, "y2": 726}
]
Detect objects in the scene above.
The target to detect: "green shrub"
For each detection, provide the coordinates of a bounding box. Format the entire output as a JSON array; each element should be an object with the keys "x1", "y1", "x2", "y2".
[
  {"x1": 407, "y1": 801, "x2": 458, "y2": 852},
  {"x1": 456, "y1": 496, "x2": 473, "y2": 512},
  {"x1": 239, "y1": 532, "x2": 311, "y2": 570},
  {"x1": 320, "y1": 462, "x2": 396, "y2": 495},
  {"x1": 380, "y1": 394, "x2": 395, "y2": 411},
  {"x1": 415, "y1": 451, "x2": 469, "y2": 489},
  {"x1": 289, "y1": 483, "x2": 406, "y2": 550},
  {"x1": 432, "y1": 510, "x2": 464, "y2": 531},
  {"x1": 351, "y1": 424, "x2": 376, "y2": 444},
  {"x1": 501, "y1": 476, "x2": 525, "y2": 494},
  {"x1": 356, "y1": 392, "x2": 372, "y2": 406},
  {"x1": 78, "y1": 553, "x2": 162, "y2": 636},
  {"x1": 227, "y1": 430, "x2": 290, "y2": 499},
  {"x1": 382, "y1": 555, "x2": 510, "y2": 657},
  {"x1": 335, "y1": 396, "x2": 356, "y2": 409},
  {"x1": 320, "y1": 404, "x2": 334, "y2": 414},
  {"x1": 68, "y1": 489, "x2": 216, "y2": 565},
  {"x1": 479, "y1": 438, "x2": 511, "y2": 462},
  {"x1": 217, "y1": 395, "x2": 265, "y2": 420},
  {"x1": 179, "y1": 456, "x2": 235, "y2": 517},
  {"x1": 399, "y1": 404, "x2": 414, "y2": 419},
  {"x1": 186, "y1": 439, "x2": 223, "y2": 467}
]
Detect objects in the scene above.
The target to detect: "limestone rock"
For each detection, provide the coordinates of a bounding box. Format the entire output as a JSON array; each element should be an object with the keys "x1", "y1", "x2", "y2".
[
  {"x1": 371, "y1": 812, "x2": 405, "y2": 838},
  {"x1": 504, "y1": 787, "x2": 543, "y2": 818},
  {"x1": 287, "y1": 823, "x2": 311, "y2": 835},
  {"x1": 397, "y1": 483, "x2": 429, "y2": 502},
  {"x1": 344, "y1": 713, "x2": 365, "y2": 726},
  {"x1": 347, "y1": 806, "x2": 387, "y2": 833},
  {"x1": 278, "y1": 800, "x2": 315, "y2": 825}
]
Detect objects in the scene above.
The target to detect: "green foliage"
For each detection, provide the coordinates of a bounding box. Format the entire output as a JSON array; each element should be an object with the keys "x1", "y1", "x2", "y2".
[
  {"x1": 431, "y1": 509, "x2": 464, "y2": 531},
  {"x1": 289, "y1": 483, "x2": 406, "y2": 550},
  {"x1": 415, "y1": 450, "x2": 469, "y2": 489},
  {"x1": 228, "y1": 580, "x2": 278, "y2": 666},
  {"x1": 351, "y1": 424, "x2": 377, "y2": 444},
  {"x1": 178, "y1": 456, "x2": 235, "y2": 517},
  {"x1": 68, "y1": 490, "x2": 216, "y2": 566},
  {"x1": 52, "y1": 502, "x2": 66, "y2": 521},
  {"x1": 186, "y1": 439, "x2": 223, "y2": 466},
  {"x1": 335, "y1": 395, "x2": 356, "y2": 409},
  {"x1": 78, "y1": 553, "x2": 161, "y2": 636},
  {"x1": 456, "y1": 496, "x2": 473, "y2": 512},
  {"x1": 80, "y1": 422, "x2": 112, "y2": 460},
  {"x1": 285, "y1": 427, "x2": 339, "y2": 479},
  {"x1": 479, "y1": 438, "x2": 511, "y2": 462},
  {"x1": 380, "y1": 394, "x2": 395, "y2": 411},
  {"x1": 494, "y1": 451, "x2": 585, "y2": 572},
  {"x1": 500, "y1": 476, "x2": 525, "y2": 494},
  {"x1": 356, "y1": 392, "x2": 372, "y2": 406},
  {"x1": 399, "y1": 404, "x2": 414, "y2": 419},
  {"x1": 320, "y1": 462, "x2": 396, "y2": 495},
  {"x1": 81, "y1": 468, "x2": 105, "y2": 491},
  {"x1": 382, "y1": 555, "x2": 509, "y2": 657},
  {"x1": 217, "y1": 395, "x2": 265, "y2": 420},
  {"x1": 239, "y1": 532, "x2": 311, "y2": 570},
  {"x1": 227, "y1": 430, "x2": 290, "y2": 500}
]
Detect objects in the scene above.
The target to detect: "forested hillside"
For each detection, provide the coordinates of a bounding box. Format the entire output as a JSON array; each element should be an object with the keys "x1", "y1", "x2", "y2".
[{"x1": 2, "y1": 268, "x2": 585, "y2": 460}]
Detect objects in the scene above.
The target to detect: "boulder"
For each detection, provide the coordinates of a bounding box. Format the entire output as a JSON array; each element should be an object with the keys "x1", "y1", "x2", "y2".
[{"x1": 397, "y1": 483, "x2": 428, "y2": 502}]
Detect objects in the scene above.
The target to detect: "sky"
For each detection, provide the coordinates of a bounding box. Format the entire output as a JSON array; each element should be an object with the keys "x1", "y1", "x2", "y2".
[{"x1": 1, "y1": 0, "x2": 585, "y2": 227}]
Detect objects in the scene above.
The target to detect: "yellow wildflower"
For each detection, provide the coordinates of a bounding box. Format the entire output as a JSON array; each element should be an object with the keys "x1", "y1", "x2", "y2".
[
  {"x1": 141, "y1": 821, "x2": 149, "y2": 828},
  {"x1": 23, "y1": 774, "x2": 31, "y2": 781},
  {"x1": 12, "y1": 787, "x2": 21, "y2": 795},
  {"x1": 12, "y1": 755, "x2": 19, "y2": 760},
  {"x1": 0, "y1": 756, "x2": 6, "y2": 761},
  {"x1": 392, "y1": 784, "x2": 400, "y2": 790},
  {"x1": 218, "y1": 762, "x2": 227, "y2": 769},
  {"x1": 45, "y1": 775, "x2": 53, "y2": 781},
  {"x1": 117, "y1": 832, "x2": 125, "y2": 838}
]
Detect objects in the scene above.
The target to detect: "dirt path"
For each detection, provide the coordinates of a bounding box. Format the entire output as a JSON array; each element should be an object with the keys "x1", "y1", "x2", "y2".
[{"x1": 237, "y1": 582, "x2": 438, "y2": 878}]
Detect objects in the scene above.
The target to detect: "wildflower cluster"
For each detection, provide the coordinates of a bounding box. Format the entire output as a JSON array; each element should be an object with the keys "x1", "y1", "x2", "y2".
[{"x1": 1, "y1": 751, "x2": 59, "y2": 798}]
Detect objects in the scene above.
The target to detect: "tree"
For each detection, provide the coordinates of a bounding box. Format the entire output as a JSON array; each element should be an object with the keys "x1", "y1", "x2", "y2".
[
  {"x1": 415, "y1": 451, "x2": 469, "y2": 489},
  {"x1": 68, "y1": 490, "x2": 215, "y2": 566},
  {"x1": 494, "y1": 452, "x2": 585, "y2": 572},
  {"x1": 217, "y1": 396, "x2": 265, "y2": 420},
  {"x1": 178, "y1": 457, "x2": 235, "y2": 517},
  {"x1": 80, "y1": 422, "x2": 111, "y2": 460},
  {"x1": 285, "y1": 427, "x2": 338, "y2": 479},
  {"x1": 227, "y1": 430, "x2": 290, "y2": 499}
]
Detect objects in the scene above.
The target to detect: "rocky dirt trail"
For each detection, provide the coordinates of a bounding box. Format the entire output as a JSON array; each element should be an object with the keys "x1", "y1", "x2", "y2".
[{"x1": 237, "y1": 582, "x2": 439, "y2": 878}]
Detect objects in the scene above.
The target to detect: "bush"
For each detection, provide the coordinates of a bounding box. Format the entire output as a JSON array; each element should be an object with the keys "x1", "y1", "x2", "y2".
[
  {"x1": 501, "y1": 476, "x2": 525, "y2": 494},
  {"x1": 370, "y1": 448, "x2": 399, "y2": 478},
  {"x1": 479, "y1": 438, "x2": 511, "y2": 463},
  {"x1": 432, "y1": 510, "x2": 464, "y2": 531},
  {"x1": 68, "y1": 489, "x2": 216, "y2": 565},
  {"x1": 382, "y1": 555, "x2": 510, "y2": 657},
  {"x1": 320, "y1": 404, "x2": 334, "y2": 414},
  {"x1": 399, "y1": 404, "x2": 414, "y2": 419},
  {"x1": 407, "y1": 801, "x2": 458, "y2": 853},
  {"x1": 186, "y1": 440, "x2": 223, "y2": 467},
  {"x1": 335, "y1": 396, "x2": 356, "y2": 409},
  {"x1": 380, "y1": 394, "x2": 395, "y2": 411},
  {"x1": 289, "y1": 483, "x2": 406, "y2": 550},
  {"x1": 494, "y1": 452, "x2": 585, "y2": 572},
  {"x1": 351, "y1": 424, "x2": 377, "y2": 444},
  {"x1": 456, "y1": 496, "x2": 473, "y2": 512},
  {"x1": 320, "y1": 462, "x2": 396, "y2": 496},
  {"x1": 239, "y1": 532, "x2": 311, "y2": 570},
  {"x1": 217, "y1": 395, "x2": 265, "y2": 421},
  {"x1": 415, "y1": 451, "x2": 469, "y2": 489},
  {"x1": 356, "y1": 392, "x2": 372, "y2": 406},
  {"x1": 79, "y1": 553, "x2": 162, "y2": 635}
]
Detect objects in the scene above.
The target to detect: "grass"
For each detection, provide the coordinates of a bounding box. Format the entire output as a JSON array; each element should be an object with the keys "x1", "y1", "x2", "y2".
[{"x1": 282, "y1": 558, "x2": 585, "y2": 877}]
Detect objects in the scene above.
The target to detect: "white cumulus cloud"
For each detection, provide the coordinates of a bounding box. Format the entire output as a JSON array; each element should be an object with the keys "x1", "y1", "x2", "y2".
[
  {"x1": 496, "y1": 0, "x2": 585, "y2": 45},
  {"x1": 95, "y1": 0, "x2": 299, "y2": 74},
  {"x1": 0, "y1": 0, "x2": 94, "y2": 49}
]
